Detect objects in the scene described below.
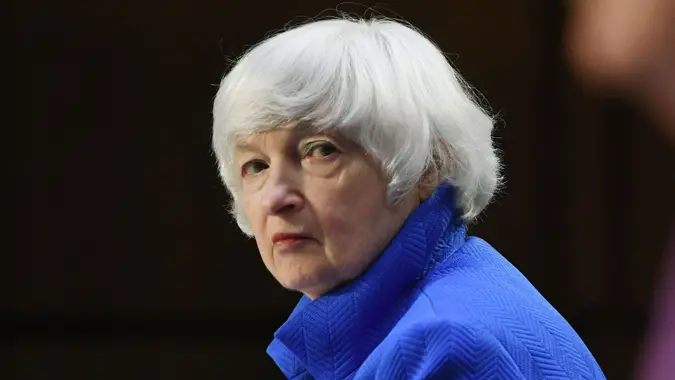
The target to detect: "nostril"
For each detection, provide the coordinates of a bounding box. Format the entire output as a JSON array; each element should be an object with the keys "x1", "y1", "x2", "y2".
[
  {"x1": 275, "y1": 203, "x2": 297, "y2": 214},
  {"x1": 264, "y1": 188, "x2": 303, "y2": 216}
]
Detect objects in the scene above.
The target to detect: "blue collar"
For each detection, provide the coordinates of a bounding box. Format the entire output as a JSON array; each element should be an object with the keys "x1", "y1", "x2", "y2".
[{"x1": 267, "y1": 185, "x2": 467, "y2": 379}]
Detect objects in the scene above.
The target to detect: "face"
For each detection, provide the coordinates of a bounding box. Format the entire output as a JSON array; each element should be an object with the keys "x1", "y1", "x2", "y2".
[{"x1": 234, "y1": 127, "x2": 420, "y2": 299}]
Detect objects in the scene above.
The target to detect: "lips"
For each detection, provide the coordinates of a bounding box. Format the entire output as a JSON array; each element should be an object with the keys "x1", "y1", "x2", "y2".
[{"x1": 271, "y1": 232, "x2": 312, "y2": 249}]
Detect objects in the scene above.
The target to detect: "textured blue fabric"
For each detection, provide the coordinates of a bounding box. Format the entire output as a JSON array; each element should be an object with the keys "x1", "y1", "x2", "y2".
[{"x1": 267, "y1": 185, "x2": 605, "y2": 379}]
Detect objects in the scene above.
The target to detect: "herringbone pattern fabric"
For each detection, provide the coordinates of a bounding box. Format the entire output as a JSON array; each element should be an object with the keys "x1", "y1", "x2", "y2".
[{"x1": 267, "y1": 186, "x2": 605, "y2": 379}]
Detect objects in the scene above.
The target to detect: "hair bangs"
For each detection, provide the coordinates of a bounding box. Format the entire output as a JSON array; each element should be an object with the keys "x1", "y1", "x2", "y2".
[{"x1": 213, "y1": 17, "x2": 502, "y2": 234}]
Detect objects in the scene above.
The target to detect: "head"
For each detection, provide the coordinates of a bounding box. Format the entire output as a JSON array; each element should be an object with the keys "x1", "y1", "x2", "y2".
[
  {"x1": 566, "y1": 0, "x2": 675, "y2": 142},
  {"x1": 212, "y1": 17, "x2": 501, "y2": 299}
]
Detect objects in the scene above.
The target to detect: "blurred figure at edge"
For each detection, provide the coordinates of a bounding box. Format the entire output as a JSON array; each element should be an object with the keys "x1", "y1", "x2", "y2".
[{"x1": 566, "y1": 1, "x2": 675, "y2": 379}]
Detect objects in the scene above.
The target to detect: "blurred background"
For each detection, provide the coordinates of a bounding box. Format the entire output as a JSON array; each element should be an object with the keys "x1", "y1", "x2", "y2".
[{"x1": 14, "y1": 0, "x2": 675, "y2": 379}]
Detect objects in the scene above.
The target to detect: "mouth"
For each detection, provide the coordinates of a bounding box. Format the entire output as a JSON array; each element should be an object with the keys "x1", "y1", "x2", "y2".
[{"x1": 271, "y1": 233, "x2": 313, "y2": 250}]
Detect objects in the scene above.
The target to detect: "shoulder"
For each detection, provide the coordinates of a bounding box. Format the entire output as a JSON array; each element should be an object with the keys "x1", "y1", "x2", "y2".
[
  {"x1": 385, "y1": 238, "x2": 606, "y2": 379},
  {"x1": 373, "y1": 318, "x2": 524, "y2": 380},
  {"x1": 421, "y1": 236, "x2": 550, "y2": 314}
]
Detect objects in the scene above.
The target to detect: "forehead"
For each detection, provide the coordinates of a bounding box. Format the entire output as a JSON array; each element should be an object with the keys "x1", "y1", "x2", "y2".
[{"x1": 233, "y1": 123, "x2": 324, "y2": 151}]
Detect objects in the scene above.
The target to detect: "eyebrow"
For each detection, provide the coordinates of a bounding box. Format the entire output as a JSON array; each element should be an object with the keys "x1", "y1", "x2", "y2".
[
  {"x1": 233, "y1": 133, "x2": 266, "y2": 154},
  {"x1": 232, "y1": 125, "x2": 338, "y2": 156},
  {"x1": 233, "y1": 139, "x2": 258, "y2": 152}
]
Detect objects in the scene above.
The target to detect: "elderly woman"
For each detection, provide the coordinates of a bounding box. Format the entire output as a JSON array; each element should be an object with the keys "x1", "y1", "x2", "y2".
[{"x1": 212, "y1": 17, "x2": 605, "y2": 380}]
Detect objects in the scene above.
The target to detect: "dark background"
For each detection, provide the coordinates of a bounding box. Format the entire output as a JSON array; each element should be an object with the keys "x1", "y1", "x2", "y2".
[{"x1": 14, "y1": 0, "x2": 675, "y2": 379}]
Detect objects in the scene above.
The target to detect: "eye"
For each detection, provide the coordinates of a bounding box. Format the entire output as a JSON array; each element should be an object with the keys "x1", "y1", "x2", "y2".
[
  {"x1": 240, "y1": 160, "x2": 268, "y2": 177},
  {"x1": 304, "y1": 141, "x2": 339, "y2": 158}
]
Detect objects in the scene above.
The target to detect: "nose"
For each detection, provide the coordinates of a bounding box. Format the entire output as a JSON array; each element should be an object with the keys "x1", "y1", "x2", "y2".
[{"x1": 261, "y1": 166, "x2": 304, "y2": 216}]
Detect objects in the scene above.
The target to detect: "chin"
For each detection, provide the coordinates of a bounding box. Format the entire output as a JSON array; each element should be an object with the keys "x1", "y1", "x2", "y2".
[{"x1": 277, "y1": 266, "x2": 337, "y2": 298}]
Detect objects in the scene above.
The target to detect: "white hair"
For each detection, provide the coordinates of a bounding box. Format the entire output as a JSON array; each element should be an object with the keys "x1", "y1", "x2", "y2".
[{"x1": 212, "y1": 16, "x2": 502, "y2": 235}]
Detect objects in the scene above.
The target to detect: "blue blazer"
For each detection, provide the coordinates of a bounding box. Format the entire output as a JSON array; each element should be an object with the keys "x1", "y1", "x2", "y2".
[{"x1": 267, "y1": 186, "x2": 605, "y2": 379}]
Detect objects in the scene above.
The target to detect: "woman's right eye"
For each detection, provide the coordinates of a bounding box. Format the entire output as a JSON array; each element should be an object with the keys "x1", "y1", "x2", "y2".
[{"x1": 241, "y1": 160, "x2": 268, "y2": 177}]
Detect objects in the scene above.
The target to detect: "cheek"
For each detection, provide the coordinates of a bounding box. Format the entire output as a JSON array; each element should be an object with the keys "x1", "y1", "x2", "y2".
[
  {"x1": 315, "y1": 171, "x2": 391, "y2": 256},
  {"x1": 241, "y1": 194, "x2": 263, "y2": 231},
  {"x1": 240, "y1": 194, "x2": 275, "y2": 265}
]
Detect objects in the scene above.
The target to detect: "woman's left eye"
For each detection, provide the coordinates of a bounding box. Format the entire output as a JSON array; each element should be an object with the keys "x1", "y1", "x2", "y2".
[{"x1": 304, "y1": 141, "x2": 338, "y2": 158}]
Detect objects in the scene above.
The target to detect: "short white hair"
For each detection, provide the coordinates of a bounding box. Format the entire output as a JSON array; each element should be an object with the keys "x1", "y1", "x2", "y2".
[{"x1": 212, "y1": 16, "x2": 502, "y2": 235}]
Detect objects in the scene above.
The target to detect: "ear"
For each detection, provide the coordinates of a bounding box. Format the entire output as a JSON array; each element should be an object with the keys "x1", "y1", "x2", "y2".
[{"x1": 418, "y1": 165, "x2": 440, "y2": 202}]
